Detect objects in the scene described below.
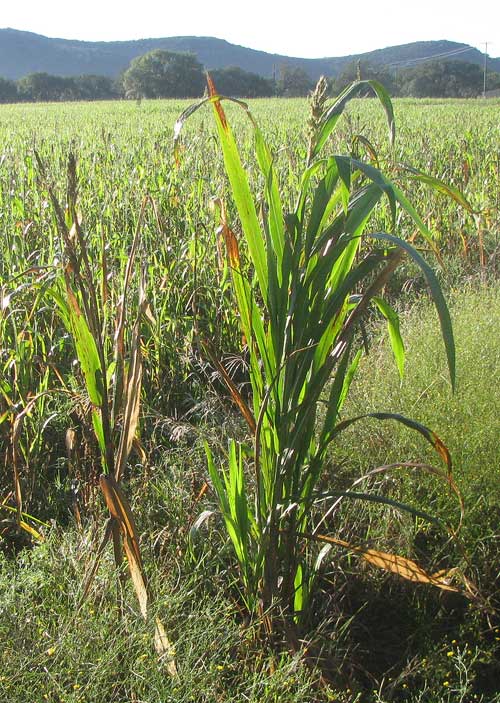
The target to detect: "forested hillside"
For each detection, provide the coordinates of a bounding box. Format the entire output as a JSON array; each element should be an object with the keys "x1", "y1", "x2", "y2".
[{"x1": 1, "y1": 28, "x2": 498, "y2": 80}]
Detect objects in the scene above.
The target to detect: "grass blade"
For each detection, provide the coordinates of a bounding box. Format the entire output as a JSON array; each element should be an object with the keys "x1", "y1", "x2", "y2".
[
  {"x1": 207, "y1": 76, "x2": 268, "y2": 302},
  {"x1": 373, "y1": 296, "x2": 405, "y2": 378},
  {"x1": 371, "y1": 232, "x2": 455, "y2": 389}
]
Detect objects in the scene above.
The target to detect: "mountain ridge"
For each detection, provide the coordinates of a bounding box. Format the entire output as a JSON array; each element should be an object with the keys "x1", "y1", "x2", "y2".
[{"x1": 1, "y1": 28, "x2": 499, "y2": 81}]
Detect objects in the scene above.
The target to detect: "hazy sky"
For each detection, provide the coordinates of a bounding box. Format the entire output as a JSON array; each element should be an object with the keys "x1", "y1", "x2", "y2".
[{"x1": 2, "y1": 0, "x2": 498, "y2": 59}]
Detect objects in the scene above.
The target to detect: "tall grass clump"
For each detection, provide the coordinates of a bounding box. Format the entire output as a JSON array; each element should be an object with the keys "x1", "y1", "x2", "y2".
[
  {"x1": 27, "y1": 153, "x2": 177, "y2": 672},
  {"x1": 177, "y1": 78, "x2": 467, "y2": 640}
]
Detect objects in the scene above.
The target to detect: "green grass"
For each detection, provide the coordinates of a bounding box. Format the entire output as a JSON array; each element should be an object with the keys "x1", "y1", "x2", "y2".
[
  {"x1": 321, "y1": 283, "x2": 500, "y2": 700},
  {"x1": 0, "y1": 529, "x2": 319, "y2": 703},
  {"x1": 339, "y1": 283, "x2": 500, "y2": 515}
]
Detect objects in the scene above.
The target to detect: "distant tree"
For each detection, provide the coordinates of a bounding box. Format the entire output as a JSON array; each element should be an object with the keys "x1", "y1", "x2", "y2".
[
  {"x1": 0, "y1": 76, "x2": 17, "y2": 103},
  {"x1": 122, "y1": 50, "x2": 205, "y2": 99},
  {"x1": 333, "y1": 60, "x2": 398, "y2": 96},
  {"x1": 210, "y1": 66, "x2": 273, "y2": 98},
  {"x1": 17, "y1": 73, "x2": 75, "y2": 102},
  {"x1": 5, "y1": 72, "x2": 117, "y2": 102},
  {"x1": 72, "y1": 75, "x2": 117, "y2": 100},
  {"x1": 277, "y1": 65, "x2": 314, "y2": 97},
  {"x1": 487, "y1": 71, "x2": 500, "y2": 91},
  {"x1": 397, "y1": 60, "x2": 500, "y2": 98}
]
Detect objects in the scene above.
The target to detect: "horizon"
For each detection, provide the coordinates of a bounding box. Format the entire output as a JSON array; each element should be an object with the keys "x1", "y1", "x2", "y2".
[{"x1": 1, "y1": 0, "x2": 498, "y2": 60}]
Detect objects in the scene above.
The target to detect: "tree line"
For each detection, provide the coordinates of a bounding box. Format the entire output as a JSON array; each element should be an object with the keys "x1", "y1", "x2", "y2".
[
  {"x1": 334, "y1": 59, "x2": 500, "y2": 98},
  {"x1": 1, "y1": 49, "x2": 499, "y2": 103}
]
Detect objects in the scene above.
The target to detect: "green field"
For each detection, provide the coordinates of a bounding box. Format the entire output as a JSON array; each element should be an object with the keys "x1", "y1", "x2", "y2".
[{"x1": 1, "y1": 94, "x2": 499, "y2": 702}]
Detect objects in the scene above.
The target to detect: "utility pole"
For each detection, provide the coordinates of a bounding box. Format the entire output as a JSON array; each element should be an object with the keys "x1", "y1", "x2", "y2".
[{"x1": 483, "y1": 42, "x2": 488, "y2": 98}]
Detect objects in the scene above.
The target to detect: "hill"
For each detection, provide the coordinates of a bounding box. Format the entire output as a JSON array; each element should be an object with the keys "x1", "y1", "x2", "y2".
[{"x1": 0, "y1": 28, "x2": 499, "y2": 81}]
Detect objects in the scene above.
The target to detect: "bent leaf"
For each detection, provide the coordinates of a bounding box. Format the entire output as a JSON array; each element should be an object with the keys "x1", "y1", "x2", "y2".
[
  {"x1": 371, "y1": 232, "x2": 455, "y2": 389},
  {"x1": 336, "y1": 411, "x2": 452, "y2": 476},
  {"x1": 400, "y1": 164, "x2": 475, "y2": 213},
  {"x1": 308, "y1": 533, "x2": 460, "y2": 592}
]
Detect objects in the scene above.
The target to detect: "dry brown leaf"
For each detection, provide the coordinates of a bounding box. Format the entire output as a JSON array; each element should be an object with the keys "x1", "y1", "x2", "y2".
[
  {"x1": 99, "y1": 475, "x2": 178, "y2": 675},
  {"x1": 99, "y1": 475, "x2": 142, "y2": 567},
  {"x1": 154, "y1": 618, "x2": 178, "y2": 677},
  {"x1": 310, "y1": 533, "x2": 460, "y2": 592},
  {"x1": 19, "y1": 520, "x2": 44, "y2": 542},
  {"x1": 202, "y1": 341, "x2": 256, "y2": 434},
  {"x1": 207, "y1": 74, "x2": 227, "y2": 129}
]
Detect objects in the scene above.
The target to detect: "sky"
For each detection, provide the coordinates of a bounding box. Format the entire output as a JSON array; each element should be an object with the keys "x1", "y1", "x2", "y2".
[{"x1": 2, "y1": 0, "x2": 499, "y2": 59}]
